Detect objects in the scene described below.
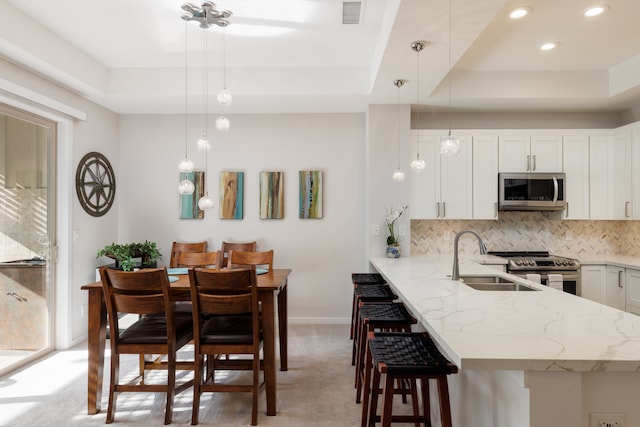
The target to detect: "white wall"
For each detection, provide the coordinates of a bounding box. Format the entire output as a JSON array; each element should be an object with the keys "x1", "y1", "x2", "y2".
[{"x1": 115, "y1": 113, "x2": 367, "y2": 323}]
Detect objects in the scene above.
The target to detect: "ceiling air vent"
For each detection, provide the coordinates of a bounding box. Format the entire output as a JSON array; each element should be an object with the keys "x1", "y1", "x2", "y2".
[{"x1": 342, "y1": 1, "x2": 363, "y2": 25}]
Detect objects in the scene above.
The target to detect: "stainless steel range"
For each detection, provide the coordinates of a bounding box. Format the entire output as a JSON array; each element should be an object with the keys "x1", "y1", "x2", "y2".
[{"x1": 488, "y1": 251, "x2": 580, "y2": 295}]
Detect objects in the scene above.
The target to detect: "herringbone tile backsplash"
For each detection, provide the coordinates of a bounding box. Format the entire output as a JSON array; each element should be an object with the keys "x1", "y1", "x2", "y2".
[{"x1": 411, "y1": 212, "x2": 640, "y2": 258}]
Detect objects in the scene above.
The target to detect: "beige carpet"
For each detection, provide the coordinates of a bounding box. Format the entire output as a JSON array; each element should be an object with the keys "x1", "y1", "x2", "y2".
[{"x1": 0, "y1": 324, "x2": 395, "y2": 426}]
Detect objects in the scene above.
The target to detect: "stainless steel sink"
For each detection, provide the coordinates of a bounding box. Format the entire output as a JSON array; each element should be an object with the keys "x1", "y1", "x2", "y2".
[{"x1": 458, "y1": 275, "x2": 539, "y2": 291}]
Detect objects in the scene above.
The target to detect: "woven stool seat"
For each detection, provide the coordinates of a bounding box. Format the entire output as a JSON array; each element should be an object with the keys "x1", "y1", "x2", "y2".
[
  {"x1": 362, "y1": 331, "x2": 458, "y2": 427},
  {"x1": 354, "y1": 303, "x2": 416, "y2": 403},
  {"x1": 350, "y1": 283, "x2": 397, "y2": 342},
  {"x1": 354, "y1": 285, "x2": 396, "y2": 299},
  {"x1": 352, "y1": 273, "x2": 387, "y2": 285},
  {"x1": 369, "y1": 333, "x2": 458, "y2": 375}
]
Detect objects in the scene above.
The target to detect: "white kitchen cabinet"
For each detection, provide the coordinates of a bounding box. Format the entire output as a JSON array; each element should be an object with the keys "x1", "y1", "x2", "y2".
[
  {"x1": 612, "y1": 129, "x2": 632, "y2": 220},
  {"x1": 606, "y1": 265, "x2": 626, "y2": 311},
  {"x1": 625, "y1": 268, "x2": 640, "y2": 315},
  {"x1": 581, "y1": 265, "x2": 606, "y2": 303},
  {"x1": 562, "y1": 136, "x2": 590, "y2": 219},
  {"x1": 632, "y1": 126, "x2": 640, "y2": 219},
  {"x1": 410, "y1": 131, "x2": 472, "y2": 219},
  {"x1": 472, "y1": 135, "x2": 498, "y2": 219},
  {"x1": 589, "y1": 135, "x2": 614, "y2": 220},
  {"x1": 498, "y1": 134, "x2": 563, "y2": 172}
]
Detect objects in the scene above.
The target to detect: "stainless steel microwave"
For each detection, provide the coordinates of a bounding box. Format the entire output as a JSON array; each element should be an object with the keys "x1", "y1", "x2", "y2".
[{"x1": 498, "y1": 173, "x2": 566, "y2": 211}]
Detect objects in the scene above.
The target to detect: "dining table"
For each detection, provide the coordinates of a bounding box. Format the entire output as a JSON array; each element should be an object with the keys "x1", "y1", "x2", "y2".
[{"x1": 81, "y1": 267, "x2": 292, "y2": 417}]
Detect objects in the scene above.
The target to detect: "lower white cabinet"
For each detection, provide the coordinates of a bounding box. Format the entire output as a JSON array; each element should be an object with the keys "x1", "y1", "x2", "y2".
[
  {"x1": 625, "y1": 268, "x2": 640, "y2": 315},
  {"x1": 581, "y1": 265, "x2": 606, "y2": 303},
  {"x1": 580, "y1": 264, "x2": 626, "y2": 311},
  {"x1": 606, "y1": 266, "x2": 626, "y2": 311}
]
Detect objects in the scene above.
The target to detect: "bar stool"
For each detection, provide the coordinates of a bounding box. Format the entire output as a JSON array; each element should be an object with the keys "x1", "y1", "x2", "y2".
[
  {"x1": 361, "y1": 331, "x2": 458, "y2": 427},
  {"x1": 354, "y1": 302, "x2": 416, "y2": 403},
  {"x1": 351, "y1": 285, "x2": 397, "y2": 366},
  {"x1": 350, "y1": 273, "x2": 389, "y2": 340}
]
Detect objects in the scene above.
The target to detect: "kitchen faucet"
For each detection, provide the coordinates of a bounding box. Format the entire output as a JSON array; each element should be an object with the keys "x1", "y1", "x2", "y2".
[{"x1": 452, "y1": 230, "x2": 487, "y2": 280}]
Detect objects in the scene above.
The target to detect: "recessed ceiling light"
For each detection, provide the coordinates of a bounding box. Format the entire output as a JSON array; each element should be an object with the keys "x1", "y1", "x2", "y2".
[
  {"x1": 508, "y1": 7, "x2": 531, "y2": 19},
  {"x1": 539, "y1": 42, "x2": 559, "y2": 51},
  {"x1": 584, "y1": 5, "x2": 609, "y2": 17}
]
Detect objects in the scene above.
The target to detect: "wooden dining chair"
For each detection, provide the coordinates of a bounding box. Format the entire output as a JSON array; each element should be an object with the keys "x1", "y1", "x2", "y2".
[
  {"x1": 99, "y1": 267, "x2": 194, "y2": 424},
  {"x1": 188, "y1": 268, "x2": 263, "y2": 425},
  {"x1": 226, "y1": 249, "x2": 273, "y2": 271},
  {"x1": 219, "y1": 241, "x2": 257, "y2": 268},
  {"x1": 170, "y1": 241, "x2": 207, "y2": 268},
  {"x1": 177, "y1": 251, "x2": 221, "y2": 268}
]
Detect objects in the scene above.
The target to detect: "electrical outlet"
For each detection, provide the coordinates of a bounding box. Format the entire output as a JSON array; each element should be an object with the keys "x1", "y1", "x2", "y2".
[
  {"x1": 372, "y1": 225, "x2": 380, "y2": 236},
  {"x1": 399, "y1": 225, "x2": 406, "y2": 236},
  {"x1": 591, "y1": 413, "x2": 624, "y2": 427}
]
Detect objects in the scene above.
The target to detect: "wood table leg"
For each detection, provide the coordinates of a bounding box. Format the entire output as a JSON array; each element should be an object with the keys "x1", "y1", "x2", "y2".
[
  {"x1": 277, "y1": 280, "x2": 288, "y2": 371},
  {"x1": 87, "y1": 287, "x2": 107, "y2": 414},
  {"x1": 261, "y1": 291, "x2": 277, "y2": 416}
]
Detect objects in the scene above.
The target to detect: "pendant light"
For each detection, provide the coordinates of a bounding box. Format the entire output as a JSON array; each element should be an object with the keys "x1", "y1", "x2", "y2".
[
  {"x1": 215, "y1": 25, "x2": 231, "y2": 132},
  {"x1": 392, "y1": 79, "x2": 406, "y2": 182},
  {"x1": 197, "y1": 26, "x2": 214, "y2": 210},
  {"x1": 410, "y1": 40, "x2": 426, "y2": 172},
  {"x1": 178, "y1": 21, "x2": 195, "y2": 195},
  {"x1": 440, "y1": 0, "x2": 460, "y2": 157}
]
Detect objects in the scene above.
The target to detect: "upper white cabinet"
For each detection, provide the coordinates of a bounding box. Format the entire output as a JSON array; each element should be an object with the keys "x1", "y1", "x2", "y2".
[
  {"x1": 562, "y1": 136, "x2": 590, "y2": 220},
  {"x1": 632, "y1": 126, "x2": 640, "y2": 219},
  {"x1": 410, "y1": 131, "x2": 472, "y2": 219},
  {"x1": 589, "y1": 135, "x2": 614, "y2": 220},
  {"x1": 411, "y1": 131, "x2": 472, "y2": 219},
  {"x1": 472, "y1": 135, "x2": 499, "y2": 219},
  {"x1": 499, "y1": 135, "x2": 563, "y2": 172},
  {"x1": 612, "y1": 129, "x2": 632, "y2": 220}
]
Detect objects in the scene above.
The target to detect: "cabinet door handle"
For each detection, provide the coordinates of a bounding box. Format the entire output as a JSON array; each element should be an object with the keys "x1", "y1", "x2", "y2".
[
  {"x1": 527, "y1": 155, "x2": 531, "y2": 171},
  {"x1": 532, "y1": 155, "x2": 536, "y2": 171},
  {"x1": 625, "y1": 201, "x2": 630, "y2": 218},
  {"x1": 619, "y1": 271, "x2": 623, "y2": 288},
  {"x1": 442, "y1": 202, "x2": 446, "y2": 218},
  {"x1": 436, "y1": 202, "x2": 440, "y2": 218}
]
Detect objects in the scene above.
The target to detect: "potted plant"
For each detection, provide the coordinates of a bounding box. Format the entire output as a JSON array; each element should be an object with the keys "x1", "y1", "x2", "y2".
[
  {"x1": 97, "y1": 241, "x2": 162, "y2": 271},
  {"x1": 385, "y1": 205, "x2": 407, "y2": 258}
]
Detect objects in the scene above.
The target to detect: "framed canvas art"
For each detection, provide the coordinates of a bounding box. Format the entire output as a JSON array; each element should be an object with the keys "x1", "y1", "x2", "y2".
[
  {"x1": 219, "y1": 171, "x2": 244, "y2": 219},
  {"x1": 179, "y1": 171, "x2": 205, "y2": 219},
  {"x1": 299, "y1": 170, "x2": 323, "y2": 218},
  {"x1": 259, "y1": 171, "x2": 284, "y2": 219}
]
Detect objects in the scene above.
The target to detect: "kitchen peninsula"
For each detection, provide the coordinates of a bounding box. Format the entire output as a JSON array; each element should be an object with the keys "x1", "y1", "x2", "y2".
[{"x1": 370, "y1": 255, "x2": 640, "y2": 427}]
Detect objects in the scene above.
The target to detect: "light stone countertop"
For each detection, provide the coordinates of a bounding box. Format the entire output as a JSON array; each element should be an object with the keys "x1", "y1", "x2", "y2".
[{"x1": 370, "y1": 254, "x2": 640, "y2": 372}]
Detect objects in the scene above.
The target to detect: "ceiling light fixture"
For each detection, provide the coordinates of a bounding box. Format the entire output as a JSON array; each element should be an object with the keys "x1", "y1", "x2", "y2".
[
  {"x1": 410, "y1": 41, "x2": 426, "y2": 172},
  {"x1": 392, "y1": 79, "x2": 407, "y2": 182},
  {"x1": 584, "y1": 5, "x2": 609, "y2": 17},
  {"x1": 539, "y1": 42, "x2": 559, "y2": 51},
  {"x1": 440, "y1": 0, "x2": 460, "y2": 157},
  {"x1": 508, "y1": 7, "x2": 531, "y2": 19},
  {"x1": 181, "y1": 1, "x2": 232, "y2": 211}
]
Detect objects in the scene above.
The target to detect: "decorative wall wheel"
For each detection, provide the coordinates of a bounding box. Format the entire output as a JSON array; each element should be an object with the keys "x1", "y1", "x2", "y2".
[{"x1": 75, "y1": 152, "x2": 116, "y2": 217}]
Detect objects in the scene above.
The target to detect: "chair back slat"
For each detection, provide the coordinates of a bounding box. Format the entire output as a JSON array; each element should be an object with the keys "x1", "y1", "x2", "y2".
[
  {"x1": 178, "y1": 251, "x2": 221, "y2": 268},
  {"x1": 227, "y1": 249, "x2": 273, "y2": 271},
  {"x1": 170, "y1": 241, "x2": 207, "y2": 268}
]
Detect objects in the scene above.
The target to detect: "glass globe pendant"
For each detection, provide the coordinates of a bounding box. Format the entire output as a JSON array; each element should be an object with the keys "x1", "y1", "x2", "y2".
[
  {"x1": 440, "y1": 132, "x2": 461, "y2": 156},
  {"x1": 393, "y1": 169, "x2": 406, "y2": 182},
  {"x1": 216, "y1": 115, "x2": 230, "y2": 132},
  {"x1": 410, "y1": 158, "x2": 426, "y2": 171},
  {"x1": 178, "y1": 157, "x2": 194, "y2": 173},
  {"x1": 197, "y1": 134, "x2": 210, "y2": 151},
  {"x1": 178, "y1": 179, "x2": 195, "y2": 195},
  {"x1": 217, "y1": 88, "x2": 232, "y2": 106},
  {"x1": 198, "y1": 193, "x2": 215, "y2": 210}
]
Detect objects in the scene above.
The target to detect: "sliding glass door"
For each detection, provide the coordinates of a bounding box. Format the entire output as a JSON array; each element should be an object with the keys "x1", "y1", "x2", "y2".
[{"x1": 0, "y1": 105, "x2": 55, "y2": 375}]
